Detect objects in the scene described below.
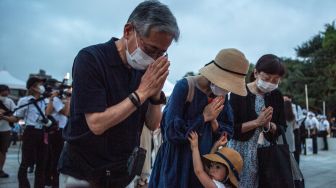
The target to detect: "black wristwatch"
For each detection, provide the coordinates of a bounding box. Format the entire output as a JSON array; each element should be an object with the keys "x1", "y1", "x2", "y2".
[{"x1": 149, "y1": 91, "x2": 167, "y2": 105}]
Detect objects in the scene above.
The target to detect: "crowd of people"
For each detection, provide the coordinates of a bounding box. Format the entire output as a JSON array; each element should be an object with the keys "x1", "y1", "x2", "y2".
[
  {"x1": 0, "y1": 78, "x2": 71, "y2": 187},
  {"x1": 0, "y1": 1, "x2": 336, "y2": 188}
]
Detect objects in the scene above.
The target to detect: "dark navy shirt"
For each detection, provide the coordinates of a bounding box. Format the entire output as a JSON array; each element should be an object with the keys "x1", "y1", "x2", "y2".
[{"x1": 61, "y1": 38, "x2": 148, "y2": 175}]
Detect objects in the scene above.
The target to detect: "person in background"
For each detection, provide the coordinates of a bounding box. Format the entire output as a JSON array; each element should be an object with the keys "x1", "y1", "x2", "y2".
[
  {"x1": 318, "y1": 115, "x2": 330, "y2": 151},
  {"x1": 228, "y1": 54, "x2": 286, "y2": 187},
  {"x1": 0, "y1": 84, "x2": 17, "y2": 178},
  {"x1": 330, "y1": 117, "x2": 336, "y2": 138},
  {"x1": 304, "y1": 112, "x2": 319, "y2": 154},
  {"x1": 283, "y1": 100, "x2": 296, "y2": 154},
  {"x1": 283, "y1": 94, "x2": 304, "y2": 163},
  {"x1": 14, "y1": 77, "x2": 57, "y2": 188},
  {"x1": 149, "y1": 48, "x2": 249, "y2": 188},
  {"x1": 44, "y1": 79, "x2": 71, "y2": 188}
]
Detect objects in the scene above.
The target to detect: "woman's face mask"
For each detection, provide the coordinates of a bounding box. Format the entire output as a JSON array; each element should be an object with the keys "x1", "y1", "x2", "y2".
[
  {"x1": 38, "y1": 85, "x2": 45, "y2": 94},
  {"x1": 210, "y1": 83, "x2": 228, "y2": 96},
  {"x1": 256, "y1": 79, "x2": 278, "y2": 93},
  {"x1": 125, "y1": 32, "x2": 155, "y2": 70}
]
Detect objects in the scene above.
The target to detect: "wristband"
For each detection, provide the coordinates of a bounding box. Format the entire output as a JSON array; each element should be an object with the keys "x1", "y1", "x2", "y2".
[
  {"x1": 128, "y1": 93, "x2": 141, "y2": 108},
  {"x1": 133, "y1": 91, "x2": 141, "y2": 104}
]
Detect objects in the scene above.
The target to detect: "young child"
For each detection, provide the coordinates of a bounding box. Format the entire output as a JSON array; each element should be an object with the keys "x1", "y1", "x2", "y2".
[{"x1": 189, "y1": 131, "x2": 243, "y2": 188}]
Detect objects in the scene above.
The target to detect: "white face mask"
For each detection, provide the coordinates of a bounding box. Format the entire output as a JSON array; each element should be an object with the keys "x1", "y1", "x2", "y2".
[
  {"x1": 256, "y1": 79, "x2": 278, "y2": 93},
  {"x1": 38, "y1": 85, "x2": 45, "y2": 94},
  {"x1": 0, "y1": 96, "x2": 7, "y2": 101},
  {"x1": 125, "y1": 32, "x2": 155, "y2": 70},
  {"x1": 210, "y1": 83, "x2": 228, "y2": 96}
]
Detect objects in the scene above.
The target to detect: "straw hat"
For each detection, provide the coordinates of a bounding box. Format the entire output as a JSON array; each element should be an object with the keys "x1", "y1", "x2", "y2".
[
  {"x1": 203, "y1": 147, "x2": 243, "y2": 188},
  {"x1": 199, "y1": 48, "x2": 249, "y2": 96}
]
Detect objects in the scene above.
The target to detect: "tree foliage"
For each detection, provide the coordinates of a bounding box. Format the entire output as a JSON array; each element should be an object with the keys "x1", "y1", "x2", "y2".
[{"x1": 280, "y1": 22, "x2": 336, "y2": 116}]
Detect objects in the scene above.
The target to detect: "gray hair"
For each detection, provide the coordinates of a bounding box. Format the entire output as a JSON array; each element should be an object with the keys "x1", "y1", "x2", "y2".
[{"x1": 127, "y1": 0, "x2": 180, "y2": 42}]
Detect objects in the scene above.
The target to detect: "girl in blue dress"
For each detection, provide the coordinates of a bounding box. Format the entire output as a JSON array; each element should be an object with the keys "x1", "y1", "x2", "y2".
[{"x1": 149, "y1": 49, "x2": 249, "y2": 188}]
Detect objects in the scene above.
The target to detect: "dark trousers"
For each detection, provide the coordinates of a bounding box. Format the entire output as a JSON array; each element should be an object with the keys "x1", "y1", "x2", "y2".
[
  {"x1": 311, "y1": 134, "x2": 318, "y2": 154},
  {"x1": 319, "y1": 131, "x2": 328, "y2": 150},
  {"x1": 293, "y1": 129, "x2": 301, "y2": 164},
  {"x1": 45, "y1": 129, "x2": 64, "y2": 188},
  {"x1": 0, "y1": 131, "x2": 11, "y2": 171},
  {"x1": 18, "y1": 127, "x2": 47, "y2": 188},
  {"x1": 301, "y1": 137, "x2": 306, "y2": 155}
]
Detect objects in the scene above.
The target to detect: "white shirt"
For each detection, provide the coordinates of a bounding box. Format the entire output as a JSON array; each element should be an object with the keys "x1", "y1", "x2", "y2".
[
  {"x1": 292, "y1": 103, "x2": 304, "y2": 129},
  {"x1": 0, "y1": 96, "x2": 16, "y2": 132},
  {"x1": 318, "y1": 120, "x2": 330, "y2": 131},
  {"x1": 50, "y1": 97, "x2": 68, "y2": 128},
  {"x1": 304, "y1": 117, "x2": 319, "y2": 129},
  {"x1": 213, "y1": 179, "x2": 226, "y2": 188},
  {"x1": 14, "y1": 96, "x2": 47, "y2": 129}
]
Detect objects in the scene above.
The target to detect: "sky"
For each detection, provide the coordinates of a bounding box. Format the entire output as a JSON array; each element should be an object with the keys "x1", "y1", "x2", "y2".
[{"x1": 0, "y1": 0, "x2": 335, "y2": 83}]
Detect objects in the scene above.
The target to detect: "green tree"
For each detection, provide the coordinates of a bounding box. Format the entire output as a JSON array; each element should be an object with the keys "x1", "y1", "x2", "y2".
[{"x1": 281, "y1": 22, "x2": 336, "y2": 116}]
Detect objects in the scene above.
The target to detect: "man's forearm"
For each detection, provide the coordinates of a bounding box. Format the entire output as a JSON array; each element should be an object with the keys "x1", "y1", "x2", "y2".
[
  {"x1": 85, "y1": 97, "x2": 138, "y2": 135},
  {"x1": 145, "y1": 104, "x2": 162, "y2": 131}
]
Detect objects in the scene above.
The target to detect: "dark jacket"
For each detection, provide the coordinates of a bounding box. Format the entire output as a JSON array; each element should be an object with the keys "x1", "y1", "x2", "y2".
[{"x1": 229, "y1": 86, "x2": 286, "y2": 142}]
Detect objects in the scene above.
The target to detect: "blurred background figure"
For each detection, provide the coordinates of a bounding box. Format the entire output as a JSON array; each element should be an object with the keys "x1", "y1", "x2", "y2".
[
  {"x1": 283, "y1": 94, "x2": 305, "y2": 164},
  {"x1": 304, "y1": 112, "x2": 319, "y2": 154},
  {"x1": 283, "y1": 100, "x2": 296, "y2": 156},
  {"x1": 318, "y1": 115, "x2": 330, "y2": 151},
  {"x1": 0, "y1": 84, "x2": 17, "y2": 178},
  {"x1": 330, "y1": 117, "x2": 336, "y2": 138}
]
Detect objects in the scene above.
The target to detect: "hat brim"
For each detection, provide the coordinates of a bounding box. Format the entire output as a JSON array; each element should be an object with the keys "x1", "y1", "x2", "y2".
[
  {"x1": 203, "y1": 153, "x2": 238, "y2": 187},
  {"x1": 199, "y1": 64, "x2": 247, "y2": 96},
  {"x1": 203, "y1": 154, "x2": 239, "y2": 188}
]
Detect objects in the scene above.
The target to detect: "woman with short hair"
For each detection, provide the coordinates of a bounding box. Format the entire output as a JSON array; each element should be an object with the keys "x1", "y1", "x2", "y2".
[{"x1": 228, "y1": 54, "x2": 286, "y2": 188}]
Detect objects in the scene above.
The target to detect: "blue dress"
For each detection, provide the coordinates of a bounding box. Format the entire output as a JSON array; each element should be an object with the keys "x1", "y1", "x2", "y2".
[{"x1": 149, "y1": 78, "x2": 234, "y2": 188}]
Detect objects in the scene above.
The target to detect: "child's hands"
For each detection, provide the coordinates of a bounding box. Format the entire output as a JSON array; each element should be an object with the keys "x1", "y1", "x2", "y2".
[
  {"x1": 214, "y1": 132, "x2": 228, "y2": 148},
  {"x1": 188, "y1": 131, "x2": 199, "y2": 150}
]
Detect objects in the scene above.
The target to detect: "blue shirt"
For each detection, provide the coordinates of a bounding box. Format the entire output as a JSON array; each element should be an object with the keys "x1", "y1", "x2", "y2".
[
  {"x1": 60, "y1": 38, "x2": 149, "y2": 179},
  {"x1": 149, "y1": 78, "x2": 234, "y2": 188}
]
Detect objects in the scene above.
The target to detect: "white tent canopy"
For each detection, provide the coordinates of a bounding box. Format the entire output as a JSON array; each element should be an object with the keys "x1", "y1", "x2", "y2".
[
  {"x1": 0, "y1": 70, "x2": 26, "y2": 90},
  {"x1": 163, "y1": 80, "x2": 175, "y2": 97}
]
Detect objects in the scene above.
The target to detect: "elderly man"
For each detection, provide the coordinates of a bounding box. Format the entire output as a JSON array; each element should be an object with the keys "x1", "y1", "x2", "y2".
[{"x1": 58, "y1": 1, "x2": 179, "y2": 187}]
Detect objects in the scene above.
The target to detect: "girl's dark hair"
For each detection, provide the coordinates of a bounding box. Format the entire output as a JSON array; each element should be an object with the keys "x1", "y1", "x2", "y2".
[
  {"x1": 284, "y1": 100, "x2": 295, "y2": 122},
  {"x1": 255, "y1": 54, "x2": 285, "y2": 76}
]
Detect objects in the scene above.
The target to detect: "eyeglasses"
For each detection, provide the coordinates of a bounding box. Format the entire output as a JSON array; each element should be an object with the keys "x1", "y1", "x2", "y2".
[{"x1": 135, "y1": 32, "x2": 167, "y2": 59}]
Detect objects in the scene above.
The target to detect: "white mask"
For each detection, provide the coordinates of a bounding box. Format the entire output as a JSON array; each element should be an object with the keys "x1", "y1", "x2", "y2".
[
  {"x1": 256, "y1": 79, "x2": 278, "y2": 93},
  {"x1": 38, "y1": 85, "x2": 45, "y2": 94},
  {"x1": 0, "y1": 96, "x2": 7, "y2": 101},
  {"x1": 125, "y1": 32, "x2": 155, "y2": 70},
  {"x1": 210, "y1": 83, "x2": 228, "y2": 96}
]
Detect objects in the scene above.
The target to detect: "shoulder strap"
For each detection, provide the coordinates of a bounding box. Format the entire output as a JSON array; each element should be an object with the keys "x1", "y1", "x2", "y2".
[
  {"x1": 185, "y1": 76, "x2": 196, "y2": 103},
  {"x1": 0, "y1": 100, "x2": 12, "y2": 115}
]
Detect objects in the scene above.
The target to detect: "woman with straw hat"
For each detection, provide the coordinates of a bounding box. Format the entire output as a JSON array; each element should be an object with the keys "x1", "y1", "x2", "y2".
[{"x1": 149, "y1": 48, "x2": 249, "y2": 188}]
